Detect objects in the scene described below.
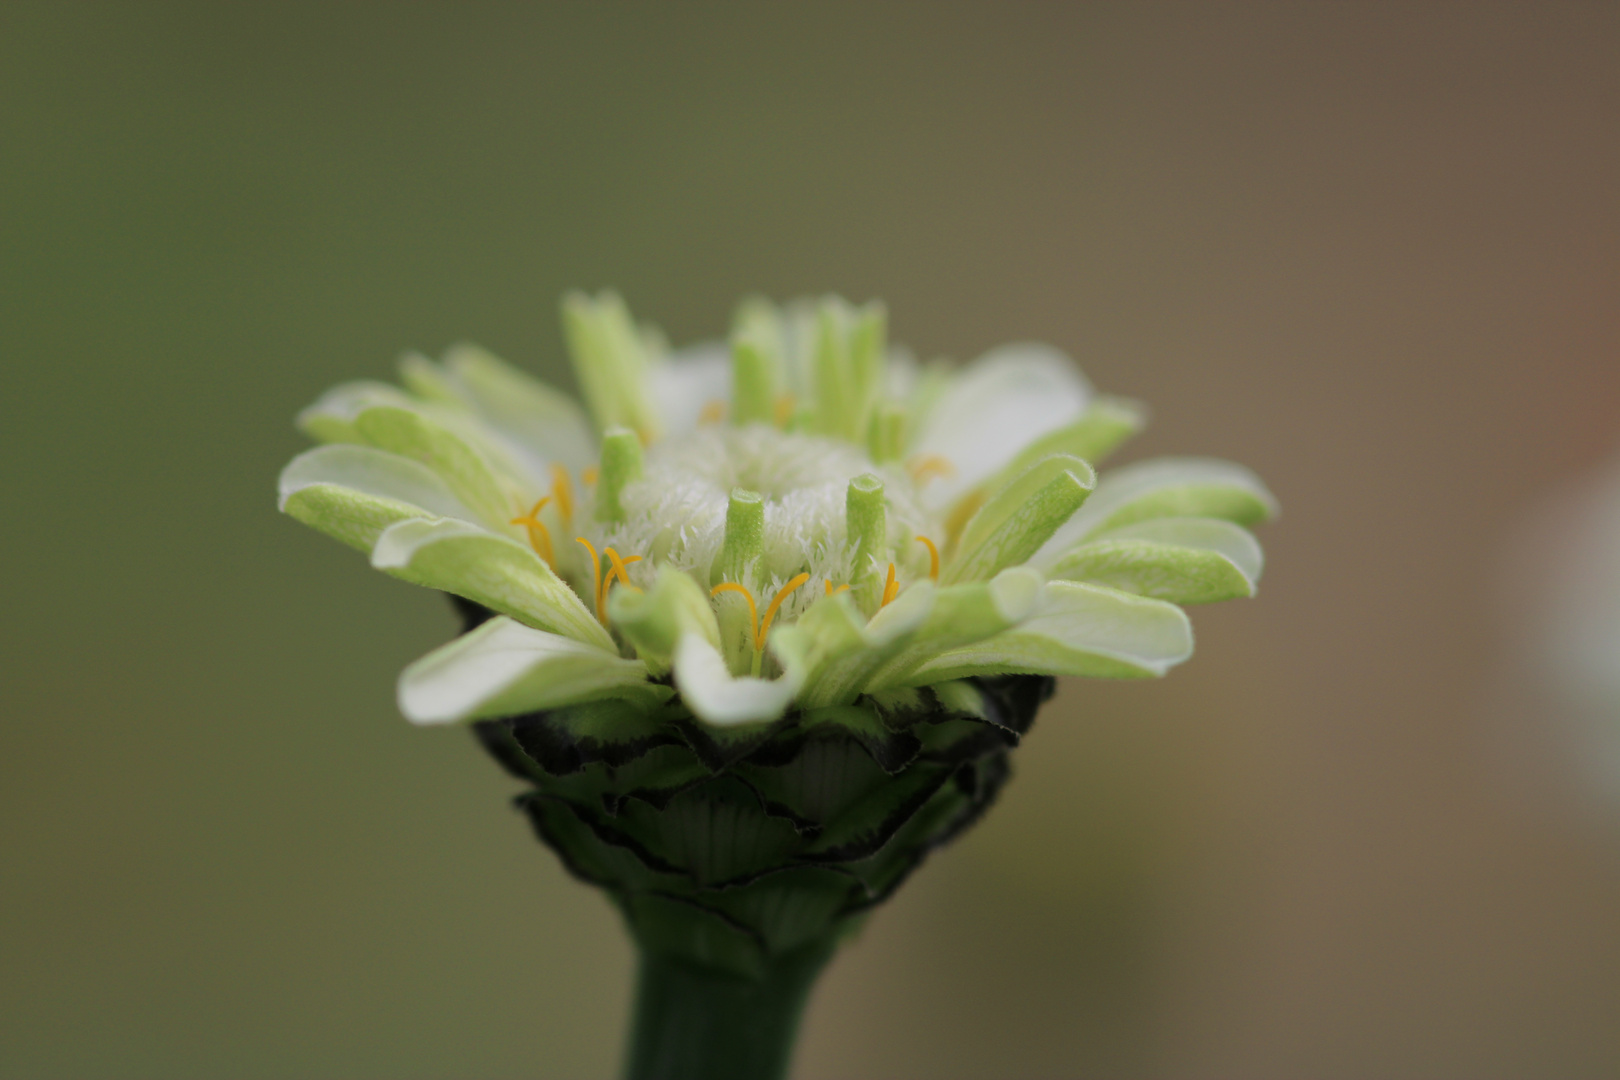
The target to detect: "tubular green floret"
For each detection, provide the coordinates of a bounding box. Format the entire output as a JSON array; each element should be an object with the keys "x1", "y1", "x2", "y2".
[
  {"x1": 847, "y1": 301, "x2": 887, "y2": 442},
  {"x1": 868, "y1": 400, "x2": 906, "y2": 463},
  {"x1": 561, "y1": 291, "x2": 661, "y2": 442},
  {"x1": 810, "y1": 301, "x2": 850, "y2": 439},
  {"x1": 711, "y1": 488, "x2": 767, "y2": 674},
  {"x1": 845, "y1": 473, "x2": 888, "y2": 614},
  {"x1": 730, "y1": 332, "x2": 779, "y2": 426},
  {"x1": 595, "y1": 427, "x2": 643, "y2": 524}
]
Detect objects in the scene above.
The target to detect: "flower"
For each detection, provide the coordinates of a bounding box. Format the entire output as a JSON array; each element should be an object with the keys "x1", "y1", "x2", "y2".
[
  {"x1": 277, "y1": 292, "x2": 1276, "y2": 991},
  {"x1": 281, "y1": 292, "x2": 1275, "y2": 730}
]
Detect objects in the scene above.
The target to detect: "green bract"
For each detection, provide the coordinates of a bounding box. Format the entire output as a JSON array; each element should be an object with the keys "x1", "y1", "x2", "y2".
[{"x1": 279, "y1": 293, "x2": 1276, "y2": 1060}]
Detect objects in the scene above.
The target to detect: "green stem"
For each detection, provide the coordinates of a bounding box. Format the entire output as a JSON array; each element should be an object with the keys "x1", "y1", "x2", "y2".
[{"x1": 623, "y1": 941, "x2": 834, "y2": 1080}]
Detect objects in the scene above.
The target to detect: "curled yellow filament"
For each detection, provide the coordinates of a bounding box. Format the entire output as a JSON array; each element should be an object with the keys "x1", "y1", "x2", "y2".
[
  {"x1": 712, "y1": 573, "x2": 812, "y2": 652},
  {"x1": 574, "y1": 538, "x2": 639, "y2": 623},
  {"x1": 824, "y1": 580, "x2": 850, "y2": 597},
  {"x1": 510, "y1": 497, "x2": 554, "y2": 567},
  {"x1": 914, "y1": 535, "x2": 939, "y2": 581}
]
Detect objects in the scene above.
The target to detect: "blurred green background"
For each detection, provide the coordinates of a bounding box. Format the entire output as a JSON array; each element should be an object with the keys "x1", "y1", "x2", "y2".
[{"x1": 4, "y1": 3, "x2": 1619, "y2": 1077}]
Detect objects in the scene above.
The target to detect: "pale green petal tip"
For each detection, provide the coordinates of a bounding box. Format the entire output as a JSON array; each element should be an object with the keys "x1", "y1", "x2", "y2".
[
  {"x1": 1050, "y1": 517, "x2": 1264, "y2": 604},
  {"x1": 672, "y1": 634, "x2": 799, "y2": 727},
  {"x1": 371, "y1": 517, "x2": 615, "y2": 652},
  {"x1": 399, "y1": 617, "x2": 663, "y2": 725}
]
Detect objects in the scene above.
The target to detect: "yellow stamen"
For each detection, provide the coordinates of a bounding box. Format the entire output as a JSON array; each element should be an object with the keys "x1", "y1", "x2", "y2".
[
  {"x1": 582, "y1": 465, "x2": 599, "y2": 486},
  {"x1": 908, "y1": 455, "x2": 956, "y2": 484},
  {"x1": 600, "y1": 547, "x2": 640, "y2": 621},
  {"x1": 575, "y1": 537, "x2": 604, "y2": 623},
  {"x1": 880, "y1": 562, "x2": 899, "y2": 607},
  {"x1": 824, "y1": 580, "x2": 850, "y2": 597},
  {"x1": 710, "y1": 582, "x2": 759, "y2": 647},
  {"x1": 698, "y1": 399, "x2": 726, "y2": 425},
  {"x1": 551, "y1": 464, "x2": 574, "y2": 523},
  {"x1": 773, "y1": 394, "x2": 795, "y2": 428},
  {"x1": 510, "y1": 497, "x2": 554, "y2": 566},
  {"x1": 712, "y1": 575, "x2": 813, "y2": 652},
  {"x1": 758, "y1": 573, "x2": 810, "y2": 649},
  {"x1": 914, "y1": 535, "x2": 940, "y2": 581}
]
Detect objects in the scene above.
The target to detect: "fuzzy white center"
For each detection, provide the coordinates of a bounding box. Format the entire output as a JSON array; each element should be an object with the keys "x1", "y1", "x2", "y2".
[{"x1": 596, "y1": 426, "x2": 934, "y2": 609}]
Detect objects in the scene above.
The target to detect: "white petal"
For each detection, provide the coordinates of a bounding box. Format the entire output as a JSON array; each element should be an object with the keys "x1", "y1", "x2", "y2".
[
  {"x1": 399, "y1": 617, "x2": 658, "y2": 724},
  {"x1": 672, "y1": 633, "x2": 800, "y2": 727},
  {"x1": 441, "y1": 343, "x2": 598, "y2": 471},
  {"x1": 906, "y1": 580, "x2": 1194, "y2": 683},
  {"x1": 1034, "y1": 456, "x2": 1278, "y2": 567},
  {"x1": 910, "y1": 344, "x2": 1093, "y2": 508},
  {"x1": 278, "y1": 444, "x2": 477, "y2": 523},
  {"x1": 647, "y1": 342, "x2": 732, "y2": 438},
  {"x1": 371, "y1": 517, "x2": 615, "y2": 651}
]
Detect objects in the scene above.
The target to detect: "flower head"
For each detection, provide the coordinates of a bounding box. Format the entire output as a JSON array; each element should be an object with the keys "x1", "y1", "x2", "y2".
[{"x1": 280, "y1": 292, "x2": 1275, "y2": 728}]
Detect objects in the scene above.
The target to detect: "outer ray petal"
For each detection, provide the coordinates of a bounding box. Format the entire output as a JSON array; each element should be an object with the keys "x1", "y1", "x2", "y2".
[
  {"x1": 909, "y1": 344, "x2": 1093, "y2": 509},
  {"x1": 672, "y1": 633, "x2": 801, "y2": 727},
  {"x1": 278, "y1": 444, "x2": 478, "y2": 552},
  {"x1": 372, "y1": 518, "x2": 615, "y2": 651},
  {"x1": 399, "y1": 616, "x2": 664, "y2": 725},
  {"x1": 1034, "y1": 456, "x2": 1278, "y2": 568},
  {"x1": 1049, "y1": 517, "x2": 1263, "y2": 603},
  {"x1": 440, "y1": 343, "x2": 598, "y2": 469},
  {"x1": 904, "y1": 580, "x2": 1194, "y2": 683}
]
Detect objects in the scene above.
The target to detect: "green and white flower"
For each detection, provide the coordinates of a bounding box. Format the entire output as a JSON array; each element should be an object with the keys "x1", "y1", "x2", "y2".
[
  {"x1": 280, "y1": 292, "x2": 1276, "y2": 729},
  {"x1": 280, "y1": 292, "x2": 1276, "y2": 1077}
]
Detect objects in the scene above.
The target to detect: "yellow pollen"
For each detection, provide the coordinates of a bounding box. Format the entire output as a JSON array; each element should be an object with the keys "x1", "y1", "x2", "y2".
[
  {"x1": 908, "y1": 455, "x2": 956, "y2": 484},
  {"x1": 773, "y1": 394, "x2": 795, "y2": 428},
  {"x1": 582, "y1": 465, "x2": 599, "y2": 486},
  {"x1": 698, "y1": 399, "x2": 726, "y2": 425},
  {"x1": 510, "y1": 497, "x2": 554, "y2": 567},
  {"x1": 824, "y1": 580, "x2": 850, "y2": 596},
  {"x1": 914, "y1": 535, "x2": 940, "y2": 581},
  {"x1": 551, "y1": 464, "x2": 574, "y2": 523},
  {"x1": 880, "y1": 562, "x2": 900, "y2": 607}
]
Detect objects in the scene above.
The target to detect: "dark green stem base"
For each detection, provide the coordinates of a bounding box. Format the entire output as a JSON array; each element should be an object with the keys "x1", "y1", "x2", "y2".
[{"x1": 624, "y1": 941, "x2": 835, "y2": 1080}]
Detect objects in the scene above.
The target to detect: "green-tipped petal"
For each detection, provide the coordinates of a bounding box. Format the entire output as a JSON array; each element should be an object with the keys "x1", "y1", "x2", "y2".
[
  {"x1": 344, "y1": 404, "x2": 514, "y2": 529},
  {"x1": 672, "y1": 634, "x2": 800, "y2": 727},
  {"x1": 561, "y1": 291, "x2": 662, "y2": 442},
  {"x1": 730, "y1": 332, "x2": 779, "y2": 426},
  {"x1": 608, "y1": 566, "x2": 723, "y2": 673},
  {"x1": 441, "y1": 343, "x2": 597, "y2": 469},
  {"x1": 985, "y1": 395, "x2": 1145, "y2": 486},
  {"x1": 296, "y1": 380, "x2": 418, "y2": 444},
  {"x1": 278, "y1": 444, "x2": 478, "y2": 551},
  {"x1": 1049, "y1": 517, "x2": 1263, "y2": 604},
  {"x1": 862, "y1": 566, "x2": 1043, "y2": 692},
  {"x1": 910, "y1": 344, "x2": 1093, "y2": 508},
  {"x1": 1036, "y1": 456, "x2": 1278, "y2": 567},
  {"x1": 399, "y1": 616, "x2": 661, "y2": 724},
  {"x1": 372, "y1": 518, "x2": 614, "y2": 651},
  {"x1": 943, "y1": 455, "x2": 1097, "y2": 584},
  {"x1": 907, "y1": 580, "x2": 1194, "y2": 683}
]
